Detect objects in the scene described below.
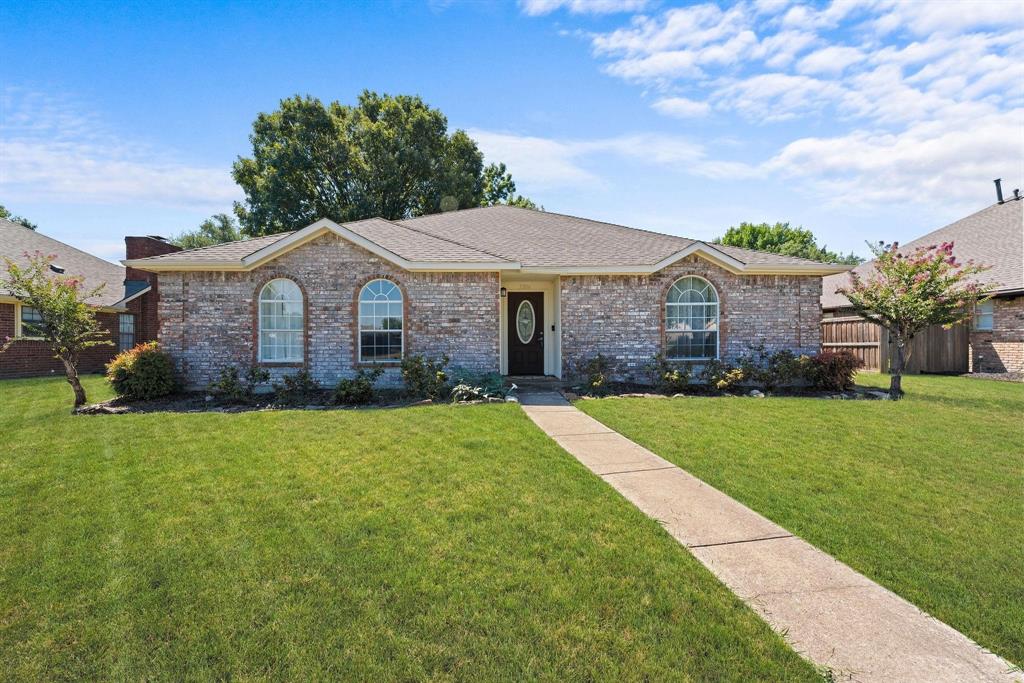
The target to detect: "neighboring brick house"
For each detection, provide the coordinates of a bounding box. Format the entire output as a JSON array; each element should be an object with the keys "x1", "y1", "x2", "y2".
[
  {"x1": 0, "y1": 219, "x2": 177, "y2": 378},
  {"x1": 123, "y1": 206, "x2": 848, "y2": 387},
  {"x1": 822, "y1": 193, "x2": 1024, "y2": 374}
]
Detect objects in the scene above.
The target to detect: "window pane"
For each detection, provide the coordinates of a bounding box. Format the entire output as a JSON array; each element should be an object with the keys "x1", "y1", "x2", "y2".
[{"x1": 358, "y1": 279, "x2": 404, "y2": 361}]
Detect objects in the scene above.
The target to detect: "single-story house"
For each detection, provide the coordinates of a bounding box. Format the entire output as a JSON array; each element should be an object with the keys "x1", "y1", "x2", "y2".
[
  {"x1": 123, "y1": 206, "x2": 849, "y2": 387},
  {"x1": 0, "y1": 219, "x2": 178, "y2": 378},
  {"x1": 822, "y1": 191, "x2": 1023, "y2": 374}
]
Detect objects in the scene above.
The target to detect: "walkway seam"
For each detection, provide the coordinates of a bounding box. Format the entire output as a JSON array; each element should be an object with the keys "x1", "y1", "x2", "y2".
[{"x1": 518, "y1": 391, "x2": 1023, "y2": 683}]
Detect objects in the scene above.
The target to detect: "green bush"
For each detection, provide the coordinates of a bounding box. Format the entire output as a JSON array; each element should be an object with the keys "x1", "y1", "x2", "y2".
[
  {"x1": 736, "y1": 344, "x2": 810, "y2": 391},
  {"x1": 400, "y1": 354, "x2": 450, "y2": 399},
  {"x1": 647, "y1": 353, "x2": 691, "y2": 394},
  {"x1": 105, "y1": 342, "x2": 177, "y2": 401},
  {"x1": 333, "y1": 367, "x2": 384, "y2": 405},
  {"x1": 449, "y1": 368, "x2": 507, "y2": 401},
  {"x1": 572, "y1": 353, "x2": 618, "y2": 396},
  {"x1": 273, "y1": 369, "x2": 322, "y2": 405},
  {"x1": 211, "y1": 365, "x2": 269, "y2": 404},
  {"x1": 699, "y1": 360, "x2": 745, "y2": 392},
  {"x1": 806, "y1": 351, "x2": 862, "y2": 391}
]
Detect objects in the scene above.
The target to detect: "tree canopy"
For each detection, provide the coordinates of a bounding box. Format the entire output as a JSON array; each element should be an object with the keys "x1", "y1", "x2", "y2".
[
  {"x1": 714, "y1": 222, "x2": 861, "y2": 265},
  {"x1": 171, "y1": 213, "x2": 243, "y2": 249},
  {"x1": 0, "y1": 204, "x2": 37, "y2": 230},
  {"x1": 840, "y1": 241, "x2": 990, "y2": 398},
  {"x1": 232, "y1": 92, "x2": 538, "y2": 237}
]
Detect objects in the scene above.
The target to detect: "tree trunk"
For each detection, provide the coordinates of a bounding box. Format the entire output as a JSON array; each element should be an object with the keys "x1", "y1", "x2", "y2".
[
  {"x1": 61, "y1": 357, "x2": 87, "y2": 410},
  {"x1": 889, "y1": 335, "x2": 906, "y2": 400}
]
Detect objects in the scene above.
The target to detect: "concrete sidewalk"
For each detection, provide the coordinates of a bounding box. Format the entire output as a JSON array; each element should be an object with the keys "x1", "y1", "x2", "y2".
[{"x1": 519, "y1": 391, "x2": 1021, "y2": 682}]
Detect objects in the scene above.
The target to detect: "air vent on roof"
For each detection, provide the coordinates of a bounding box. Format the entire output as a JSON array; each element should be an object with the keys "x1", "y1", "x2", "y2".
[
  {"x1": 49, "y1": 264, "x2": 65, "y2": 274},
  {"x1": 994, "y1": 178, "x2": 1004, "y2": 204}
]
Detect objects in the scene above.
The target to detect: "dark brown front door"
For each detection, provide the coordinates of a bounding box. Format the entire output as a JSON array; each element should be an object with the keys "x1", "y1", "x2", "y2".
[{"x1": 508, "y1": 291, "x2": 544, "y2": 375}]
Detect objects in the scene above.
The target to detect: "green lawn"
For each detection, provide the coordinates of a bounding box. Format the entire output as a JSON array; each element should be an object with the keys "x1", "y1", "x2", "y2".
[
  {"x1": 0, "y1": 376, "x2": 819, "y2": 681},
  {"x1": 578, "y1": 373, "x2": 1024, "y2": 667}
]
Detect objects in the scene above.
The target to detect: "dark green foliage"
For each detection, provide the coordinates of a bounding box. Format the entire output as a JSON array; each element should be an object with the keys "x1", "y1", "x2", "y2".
[
  {"x1": 449, "y1": 371, "x2": 507, "y2": 402},
  {"x1": 572, "y1": 354, "x2": 619, "y2": 396},
  {"x1": 0, "y1": 203, "x2": 37, "y2": 230},
  {"x1": 400, "y1": 354, "x2": 450, "y2": 399},
  {"x1": 232, "y1": 92, "x2": 538, "y2": 236},
  {"x1": 481, "y1": 162, "x2": 540, "y2": 210},
  {"x1": 105, "y1": 342, "x2": 177, "y2": 401},
  {"x1": 806, "y1": 351, "x2": 862, "y2": 391},
  {"x1": 273, "y1": 368, "x2": 322, "y2": 405},
  {"x1": 735, "y1": 344, "x2": 810, "y2": 391},
  {"x1": 171, "y1": 213, "x2": 242, "y2": 249},
  {"x1": 211, "y1": 365, "x2": 270, "y2": 404},
  {"x1": 714, "y1": 222, "x2": 861, "y2": 265},
  {"x1": 332, "y1": 367, "x2": 384, "y2": 405},
  {"x1": 699, "y1": 360, "x2": 745, "y2": 392},
  {"x1": 647, "y1": 353, "x2": 691, "y2": 394}
]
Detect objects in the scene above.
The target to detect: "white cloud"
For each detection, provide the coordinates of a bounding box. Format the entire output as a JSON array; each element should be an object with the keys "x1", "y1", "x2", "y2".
[
  {"x1": 519, "y1": 0, "x2": 648, "y2": 16},
  {"x1": 0, "y1": 88, "x2": 238, "y2": 207},
  {"x1": 714, "y1": 73, "x2": 846, "y2": 121},
  {"x1": 652, "y1": 96, "x2": 712, "y2": 118},
  {"x1": 872, "y1": 0, "x2": 1022, "y2": 36},
  {"x1": 797, "y1": 45, "x2": 864, "y2": 75}
]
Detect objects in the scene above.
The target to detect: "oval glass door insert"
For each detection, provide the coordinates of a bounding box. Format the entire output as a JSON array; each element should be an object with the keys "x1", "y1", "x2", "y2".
[{"x1": 516, "y1": 300, "x2": 536, "y2": 344}]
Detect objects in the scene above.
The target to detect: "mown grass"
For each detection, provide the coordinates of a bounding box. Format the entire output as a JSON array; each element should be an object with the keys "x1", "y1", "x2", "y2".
[
  {"x1": 0, "y1": 375, "x2": 820, "y2": 681},
  {"x1": 578, "y1": 373, "x2": 1024, "y2": 666}
]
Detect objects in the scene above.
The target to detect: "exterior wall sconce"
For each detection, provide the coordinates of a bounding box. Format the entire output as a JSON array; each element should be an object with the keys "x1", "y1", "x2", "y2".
[{"x1": 500, "y1": 287, "x2": 507, "y2": 298}]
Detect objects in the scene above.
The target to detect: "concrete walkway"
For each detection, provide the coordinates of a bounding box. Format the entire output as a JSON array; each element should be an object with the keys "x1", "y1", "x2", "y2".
[{"x1": 519, "y1": 391, "x2": 1022, "y2": 683}]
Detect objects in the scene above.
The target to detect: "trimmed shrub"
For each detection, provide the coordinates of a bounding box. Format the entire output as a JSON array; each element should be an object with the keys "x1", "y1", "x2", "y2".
[
  {"x1": 400, "y1": 354, "x2": 450, "y2": 399},
  {"x1": 806, "y1": 351, "x2": 862, "y2": 391},
  {"x1": 699, "y1": 359, "x2": 745, "y2": 392},
  {"x1": 333, "y1": 367, "x2": 384, "y2": 405},
  {"x1": 736, "y1": 344, "x2": 811, "y2": 391},
  {"x1": 646, "y1": 353, "x2": 691, "y2": 394},
  {"x1": 572, "y1": 353, "x2": 618, "y2": 396},
  {"x1": 106, "y1": 342, "x2": 177, "y2": 401},
  {"x1": 273, "y1": 369, "x2": 322, "y2": 405},
  {"x1": 211, "y1": 365, "x2": 269, "y2": 403}
]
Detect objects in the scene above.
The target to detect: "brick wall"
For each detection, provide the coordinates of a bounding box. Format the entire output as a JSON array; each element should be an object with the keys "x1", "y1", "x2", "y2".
[
  {"x1": 0, "y1": 303, "x2": 123, "y2": 379},
  {"x1": 125, "y1": 236, "x2": 181, "y2": 343},
  {"x1": 560, "y1": 255, "x2": 822, "y2": 379},
  {"x1": 158, "y1": 233, "x2": 500, "y2": 387},
  {"x1": 970, "y1": 295, "x2": 1024, "y2": 373}
]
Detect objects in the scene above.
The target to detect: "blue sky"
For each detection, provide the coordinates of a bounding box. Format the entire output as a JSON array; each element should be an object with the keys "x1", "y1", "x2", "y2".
[{"x1": 2, "y1": 0, "x2": 1021, "y2": 262}]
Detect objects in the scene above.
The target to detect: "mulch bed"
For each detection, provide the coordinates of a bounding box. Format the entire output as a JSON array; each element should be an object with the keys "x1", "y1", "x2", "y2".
[{"x1": 563, "y1": 383, "x2": 890, "y2": 401}]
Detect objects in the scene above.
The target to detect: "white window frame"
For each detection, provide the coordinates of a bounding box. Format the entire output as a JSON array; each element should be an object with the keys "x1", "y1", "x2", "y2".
[
  {"x1": 974, "y1": 299, "x2": 994, "y2": 331},
  {"x1": 15, "y1": 302, "x2": 46, "y2": 340},
  {"x1": 257, "y1": 278, "x2": 304, "y2": 363},
  {"x1": 118, "y1": 313, "x2": 136, "y2": 352},
  {"x1": 357, "y1": 278, "x2": 404, "y2": 364},
  {"x1": 665, "y1": 276, "x2": 720, "y2": 361}
]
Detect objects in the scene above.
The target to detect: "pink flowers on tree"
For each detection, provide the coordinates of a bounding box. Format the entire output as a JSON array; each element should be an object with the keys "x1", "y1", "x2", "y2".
[{"x1": 839, "y1": 241, "x2": 992, "y2": 399}]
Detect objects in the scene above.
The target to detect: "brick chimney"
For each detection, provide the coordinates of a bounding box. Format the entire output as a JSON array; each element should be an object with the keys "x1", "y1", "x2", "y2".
[{"x1": 124, "y1": 236, "x2": 181, "y2": 344}]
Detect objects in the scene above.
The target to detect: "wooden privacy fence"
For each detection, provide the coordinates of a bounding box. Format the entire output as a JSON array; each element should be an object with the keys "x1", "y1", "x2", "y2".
[{"x1": 820, "y1": 316, "x2": 969, "y2": 374}]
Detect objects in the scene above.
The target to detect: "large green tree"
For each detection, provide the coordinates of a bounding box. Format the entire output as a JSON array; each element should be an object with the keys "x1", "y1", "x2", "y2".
[
  {"x1": 171, "y1": 213, "x2": 242, "y2": 249},
  {"x1": 0, "y1": 204, "x2": 38, "y2": 230},
  {"x1": 714, "y1": 222, "x2": 861, "y2": 265},
  {"x1": 481, "y1": 162, "x2": 542, "y2": 210},
  {"x1": 232, "y1": 92, "x2": 537, "y2": 236}
]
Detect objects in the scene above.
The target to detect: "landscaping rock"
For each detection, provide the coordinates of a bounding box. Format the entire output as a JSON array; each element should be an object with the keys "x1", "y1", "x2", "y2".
[
  {"x1": 504, "y1": 396, "x2": 519, "y2": 403},
  {"x1": 304, "y1": 405, "x2": 328, "y2": 410},
  {"x1": 75, "y1": 403, "x2": 130, "y2": 415},
  {"x1": 748, "y1": 389, "x2": 765, "y2": 398},
  {"x1": 865, "y1": 390, "x2": 891, "y2": 400}
]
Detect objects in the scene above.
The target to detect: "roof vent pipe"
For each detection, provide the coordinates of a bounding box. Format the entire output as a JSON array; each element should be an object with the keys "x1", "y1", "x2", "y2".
[
  {"x1": 1015, "y1": 188, "x2": 1020, "y2": 200},
  {"x1": 994, "y1": 178, "x2": 1004, "y2": 203}
]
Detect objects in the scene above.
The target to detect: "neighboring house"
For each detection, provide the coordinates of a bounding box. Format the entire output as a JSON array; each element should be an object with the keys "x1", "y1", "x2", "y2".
[
  {"x1": 123, "y1": 205, "x2": 848, "y2": 387},
  {"x1": 0, "y1": 219, "x2": 179, "y2": 378},
  {"x1": 822, "y1": 193, "x2": 1024, "y2": 374}
]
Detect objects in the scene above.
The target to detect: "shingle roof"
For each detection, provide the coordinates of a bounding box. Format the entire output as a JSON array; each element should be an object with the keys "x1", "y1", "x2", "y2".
[
  {"x1": 0, "y1": 219, "x2": 127, "y2": 307},
  {"x1": 822, "y1": 197, "x2": 1024, "y2": 309},
  {"x1": 127, "y1": 205, "x2": 848, "y2": 274}
]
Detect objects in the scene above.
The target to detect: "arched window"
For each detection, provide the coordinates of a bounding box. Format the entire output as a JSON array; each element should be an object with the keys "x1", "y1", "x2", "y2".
[
  {"x1": 258, "y1": 278, "x2": 303, "y2": 362},
  {"x1": 665, "y1": 276, "x2": 719, "y2": 360},
  {"x1": 359, "y1": 279, "x2": 403, "y2": 362}
]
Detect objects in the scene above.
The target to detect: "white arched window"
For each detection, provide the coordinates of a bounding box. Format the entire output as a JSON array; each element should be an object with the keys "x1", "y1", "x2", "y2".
[
  {"x1": 665, "y1": 276, "x2": 719, "y2": 360},
  {"x1": 258, "y1": 279, "x2": 304, "y2": 362},
  {"x1": 359, "y1": 279, "x2": 403, "y2": 362}
]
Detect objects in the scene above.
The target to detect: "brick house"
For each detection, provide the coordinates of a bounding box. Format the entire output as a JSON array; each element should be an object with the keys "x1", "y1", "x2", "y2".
[
  {"x1": 0, "y1": 219, "x2": 178, "y2": 378},
  {"x1": 123, "y1": 206, "x2": 848, "y2": 387},
  {"x1": 822, "y1": 193, "x2": 1024, "y2": 374}
]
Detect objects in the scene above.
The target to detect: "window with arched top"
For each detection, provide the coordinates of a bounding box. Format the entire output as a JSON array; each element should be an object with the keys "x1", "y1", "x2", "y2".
[
  {"x1": 258, "y1": 278, "x2": 304, "y2": 362},
  {"x1": 359, "y1": 279, "x2": 404, "y2": 362},
  {"x1": 665, "y1": 276, "x2": 719, "y2": 360}
]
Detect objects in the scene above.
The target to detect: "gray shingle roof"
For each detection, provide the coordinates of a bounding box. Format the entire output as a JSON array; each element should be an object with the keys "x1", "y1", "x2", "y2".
[
  {"x1": 0, "y1": 219, "x2": 127, "y2": 307},
  {"x1": 128, "y1": 205, "x2": 847, "y2": 273},
  {"x1": 822, "y1": 197, "x2": 1024, "y2": 309}
]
